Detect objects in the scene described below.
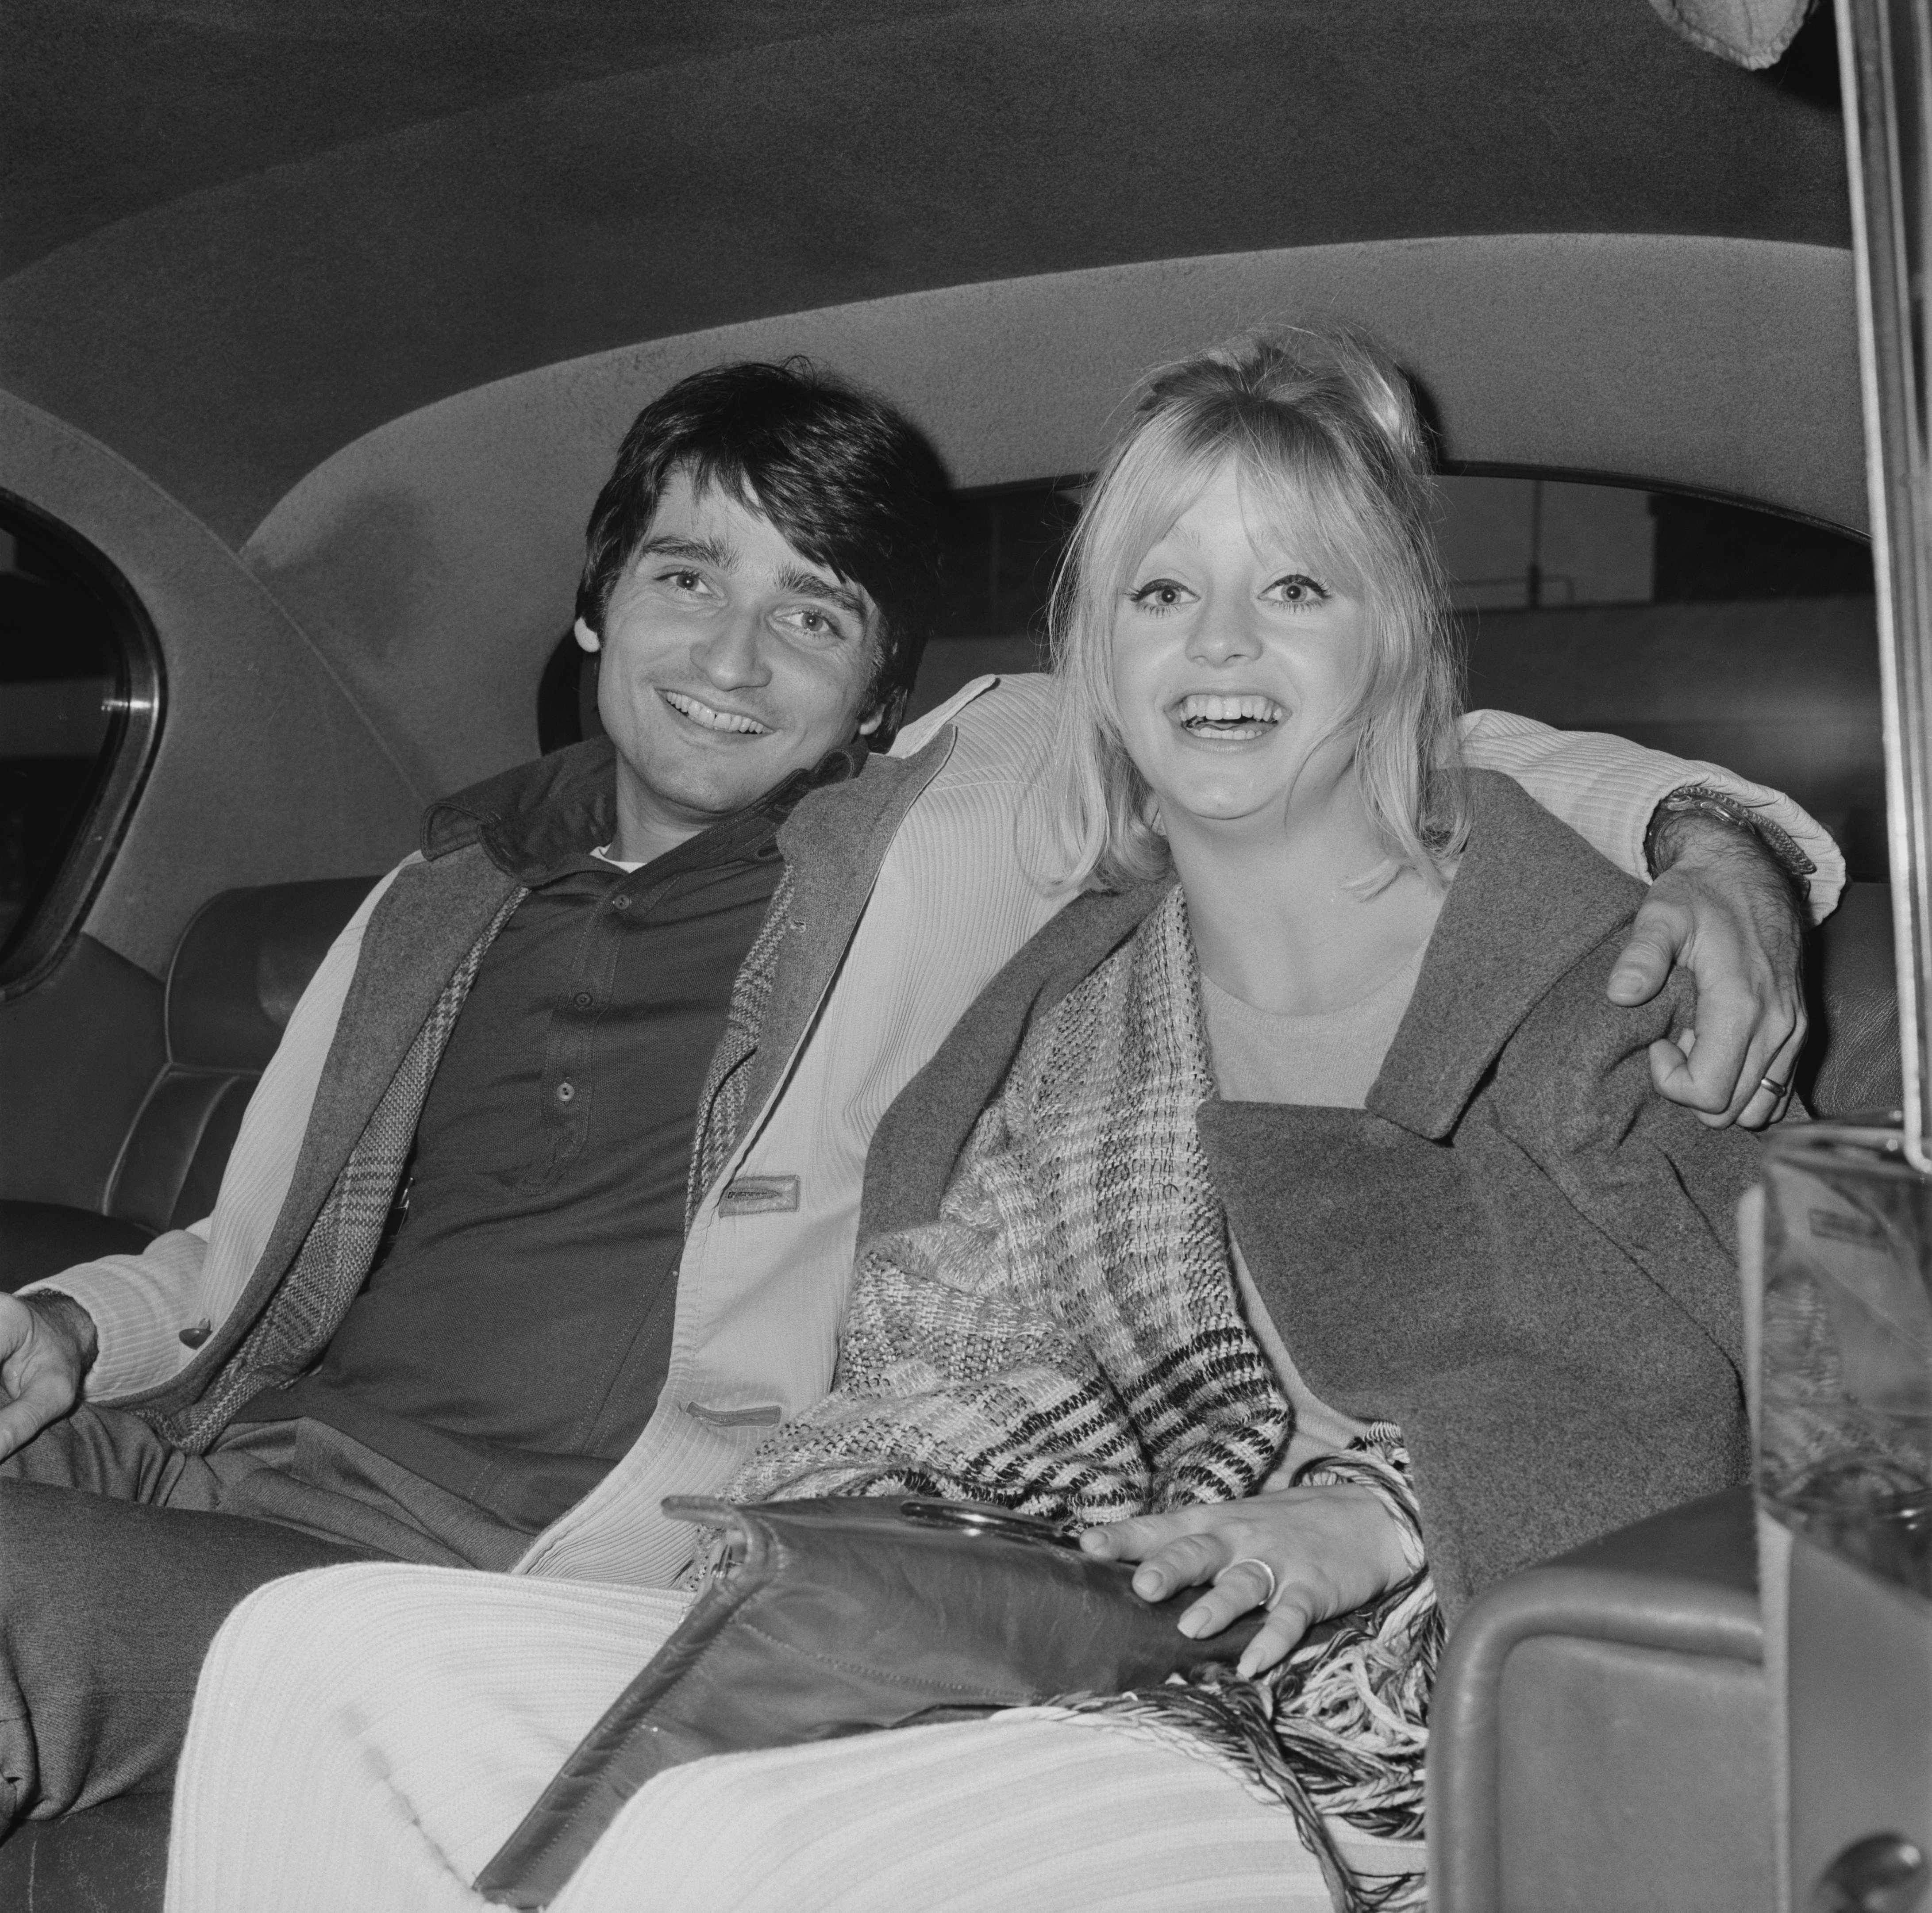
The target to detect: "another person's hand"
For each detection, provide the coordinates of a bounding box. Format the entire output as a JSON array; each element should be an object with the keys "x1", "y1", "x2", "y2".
[
  {"x1": 0, "y1": 1292, "x2": 96, "y2": 1462},
  {"x1": 1078, "y1": 1484, "x2": 1412, "y2": 1679},
  {"x1": 1606, "y1": 811, "x2": 1807, "y2": 1129}
]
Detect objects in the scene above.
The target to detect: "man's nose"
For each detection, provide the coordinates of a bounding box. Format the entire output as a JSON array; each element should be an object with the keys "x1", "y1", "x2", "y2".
[
  {"x1": 1185, "y1": 598, "x2": 1262, "y2": 665},
  {"x1": 692, "y1": 608, "x2": 772, "y2": 688}
]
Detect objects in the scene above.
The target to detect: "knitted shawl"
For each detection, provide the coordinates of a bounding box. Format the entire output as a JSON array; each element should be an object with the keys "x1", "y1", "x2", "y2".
[{"x1": 734, "y1": 888, "x2": 1439, "y2": 1913}]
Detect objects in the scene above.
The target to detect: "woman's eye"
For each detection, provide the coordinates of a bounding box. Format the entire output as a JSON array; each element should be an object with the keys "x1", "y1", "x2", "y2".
[
  {"x1": 1267, "y1": 573, "x2": 1329, "y2": 607},
  {"x1": 1127, "y1": 579, "x2": 1193, "y2": 612}
]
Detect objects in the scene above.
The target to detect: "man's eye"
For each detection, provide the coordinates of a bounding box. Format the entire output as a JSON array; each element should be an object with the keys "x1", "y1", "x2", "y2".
[
  {"x1": 788, "y1": 607, "x2": 849, "y2": 641},
  {"x1": 657, "y1": 568, "x2": 708, "y2": 593}
]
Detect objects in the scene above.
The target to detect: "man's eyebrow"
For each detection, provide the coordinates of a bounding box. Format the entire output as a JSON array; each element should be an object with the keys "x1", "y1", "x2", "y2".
[
  {"x1": 635, "y1": 534, "x2": 735, "y2": 569},
  {"x1": 777, "y1": 567, "x2": 869, "y2": 622}
]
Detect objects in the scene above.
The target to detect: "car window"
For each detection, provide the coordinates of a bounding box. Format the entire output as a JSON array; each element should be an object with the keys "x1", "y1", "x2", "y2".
[
  {"x1": 1444, "y1": 477, "x2": 1879, "y2": 880},
  {"x1": 0, "y1": 496, "x2": 163, "y2": 992}
]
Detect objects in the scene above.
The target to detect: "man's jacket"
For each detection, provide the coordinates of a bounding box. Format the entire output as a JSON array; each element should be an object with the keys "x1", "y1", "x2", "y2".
[{"x1": 31, "y1": 676, "x2": 1842, "y2": 1586}]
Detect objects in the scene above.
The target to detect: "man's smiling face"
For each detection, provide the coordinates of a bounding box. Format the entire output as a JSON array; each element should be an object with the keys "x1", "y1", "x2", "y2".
[{"x1": 593, "y1": 469, "x2": 884, "y2": 862}]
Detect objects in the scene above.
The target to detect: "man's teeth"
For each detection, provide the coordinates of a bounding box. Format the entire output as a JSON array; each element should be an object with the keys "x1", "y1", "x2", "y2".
[
  {"x1": 664, "y1": 691, "x2": 770, "y2": 735},
  {"x1": 1177, "y1": 693, "x2": 1284, "y2": 730}
]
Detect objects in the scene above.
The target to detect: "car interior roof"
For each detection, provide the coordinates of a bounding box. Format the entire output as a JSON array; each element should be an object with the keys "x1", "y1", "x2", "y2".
[{"x1": 8, "y1": 0, "x2": 1851, "y2": 546}]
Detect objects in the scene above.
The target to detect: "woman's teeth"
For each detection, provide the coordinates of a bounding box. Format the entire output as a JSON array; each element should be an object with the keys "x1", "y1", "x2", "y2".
[
  {"x1": 663, "y1": 690, "x2": 770, "y2": 735},
  {"x1": 1176, "y1": 693, "x2": 1284, "y2": 735}
]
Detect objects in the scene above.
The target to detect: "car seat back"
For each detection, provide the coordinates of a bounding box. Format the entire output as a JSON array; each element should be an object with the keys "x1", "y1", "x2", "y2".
[
  {"x1": 1799, "y1": 880, "x2": 1902, "y2": 1120},
  {"x1": 102, "y1": 878, "x2": 378, "y2": 1234}
]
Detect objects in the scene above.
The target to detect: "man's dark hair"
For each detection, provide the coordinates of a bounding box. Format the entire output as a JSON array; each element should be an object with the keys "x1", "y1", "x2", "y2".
[{"x1": 577, "y1": 360, "x2": 950, "y2": 745}]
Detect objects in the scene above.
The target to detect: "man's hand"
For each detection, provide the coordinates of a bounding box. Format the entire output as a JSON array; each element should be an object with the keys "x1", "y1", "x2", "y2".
[
  {"x1": 0, "y1": 1292, "x2": 96, "y2": 1462},
  {"x1": 1607, "y1": 810, "x2": 1807, "y2": 1129},
  {"x1": 1078, "y1": 1485, "x2": 1412, "y2": 1679}
]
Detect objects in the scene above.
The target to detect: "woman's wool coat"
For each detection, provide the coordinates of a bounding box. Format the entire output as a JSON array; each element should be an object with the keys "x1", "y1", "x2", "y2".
[{"x1": 849, "y1": 768, "x2": 1762, "y2": 1614}]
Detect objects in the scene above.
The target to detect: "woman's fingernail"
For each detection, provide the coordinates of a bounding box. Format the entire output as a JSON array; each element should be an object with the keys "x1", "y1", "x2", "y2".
[{"x1": 1178, "y1": 1610, "x2": 1207, "y2": 1638}]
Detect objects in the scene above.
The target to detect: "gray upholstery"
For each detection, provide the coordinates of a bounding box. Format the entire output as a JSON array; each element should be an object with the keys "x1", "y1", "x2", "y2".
[
  {"x1": 0, "y1": 878, "x2": 376, "y2": 1292},
  {"x1": 1428, "y1": 1487, "x2": 1774, "y2": 1913},
  {"x1": 101, "y1": 877, "x2": 379, "y2": 1235},
  {"x1": 1802, "y1": 880, "x2": 1904, "y2": 1118}
]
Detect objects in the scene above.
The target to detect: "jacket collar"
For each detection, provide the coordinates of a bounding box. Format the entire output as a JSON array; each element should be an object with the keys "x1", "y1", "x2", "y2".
[
  {"x1": 1367, "y1": 768, "x2": 1643, "y2": 1139},
  {"x1": 726, "y1": 726, "x2": 959, "y2": 1131}
]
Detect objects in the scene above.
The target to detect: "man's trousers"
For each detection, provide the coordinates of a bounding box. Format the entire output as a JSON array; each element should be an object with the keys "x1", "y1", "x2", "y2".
[{"x1": 0, "y1": 1405, "x2": 526, "y2": 1831}]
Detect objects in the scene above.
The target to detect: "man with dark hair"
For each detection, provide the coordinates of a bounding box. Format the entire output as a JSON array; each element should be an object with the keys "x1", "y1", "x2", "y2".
[
  {"x1": 575, "y1": 358, "x2": 945, "y2": 748},
  {"x1": 0, "y1": 359, "x2": 958, "y2": 1829},
  {"x1": 0, "y1": 357, "x2": 1834, "y2": 1833}
]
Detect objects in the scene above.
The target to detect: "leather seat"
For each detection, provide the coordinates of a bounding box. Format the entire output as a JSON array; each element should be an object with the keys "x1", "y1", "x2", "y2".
[
  {"x1": 1799, "y1": 879, "x2": 1903, "y2": 1118},
  {"x1": 0, "y1": 878, "x2": 376, "y2": 1293}
]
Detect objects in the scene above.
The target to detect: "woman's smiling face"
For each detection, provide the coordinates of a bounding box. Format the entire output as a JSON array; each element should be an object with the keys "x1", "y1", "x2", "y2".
[{"x1": 1109, "y1": 460, "x2": 1370, "y2": 846}]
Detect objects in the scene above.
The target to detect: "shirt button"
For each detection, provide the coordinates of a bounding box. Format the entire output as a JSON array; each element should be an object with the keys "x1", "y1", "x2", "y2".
[
  {"x1": 556, "y1": 1082, "x2": 576, "y2": 1104},
  {"x1": 573, "y1": 992, "x2": 593, "y2": 1010},
  {"x1": 611, "y1": 894, "x2": 632, "y2": 911}
]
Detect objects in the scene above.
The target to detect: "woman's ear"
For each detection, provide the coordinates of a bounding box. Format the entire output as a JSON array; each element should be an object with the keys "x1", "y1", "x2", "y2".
[{"x1": 572, "y1": 617, "x2": 601, "y2": 654}]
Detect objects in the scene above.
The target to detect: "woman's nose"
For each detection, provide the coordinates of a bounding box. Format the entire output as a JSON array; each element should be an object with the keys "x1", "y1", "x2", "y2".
[
  {"x1": 1185, "y1": 599, "x2": 1262, "y2": 664},
  {"x1": 693, "y1": 609, "x2": 772, "y2": 688}
]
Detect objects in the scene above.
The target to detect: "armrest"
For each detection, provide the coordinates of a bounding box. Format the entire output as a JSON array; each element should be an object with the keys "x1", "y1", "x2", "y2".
[{"x1": 1428, "y1": 1486, "x2": 1774, "y2": 1913}]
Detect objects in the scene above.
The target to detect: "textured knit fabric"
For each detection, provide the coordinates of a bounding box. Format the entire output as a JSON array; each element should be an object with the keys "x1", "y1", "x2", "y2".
[
  {"x1": 733, "y1": 887, "x2": 1294, "y2": 1516},
  {"x1": 733, "y1": 885, "x2": 1296, "y2": 1515},
  {"x1": 166, "y1": 1562, "x2": 1397, "y2": 1913},
  {"x1": 850, "y1": 768, "x2": 1762, "y2": 1617}
]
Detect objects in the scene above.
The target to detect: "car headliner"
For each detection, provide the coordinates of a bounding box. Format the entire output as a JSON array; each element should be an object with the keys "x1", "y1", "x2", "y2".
[{"x1": 7, "y1": 0, "x2": 1850, "y2": 544}]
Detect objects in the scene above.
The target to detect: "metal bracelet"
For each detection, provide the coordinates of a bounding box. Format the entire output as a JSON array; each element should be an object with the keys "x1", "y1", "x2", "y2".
[{"x1": 1643, "y1": 783, "x2": 1817, "y2": 898}]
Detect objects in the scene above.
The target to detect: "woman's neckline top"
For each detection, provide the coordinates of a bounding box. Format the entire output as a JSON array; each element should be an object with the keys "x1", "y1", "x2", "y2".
[{"x1": 1202, "y1": 944, "x2": 1428, "y2": 1109}]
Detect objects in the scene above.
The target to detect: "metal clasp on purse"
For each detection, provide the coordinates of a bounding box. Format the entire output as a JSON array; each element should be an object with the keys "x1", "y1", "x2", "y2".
[{"x1": 895, "y1": 1496, "x2": 1079, "y2": 1548}]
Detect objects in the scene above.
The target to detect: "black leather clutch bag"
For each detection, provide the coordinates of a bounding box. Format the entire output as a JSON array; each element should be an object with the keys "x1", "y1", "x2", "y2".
[{"x1": 473, "y1": 1493, "x2": 1267, "y2": 1908}]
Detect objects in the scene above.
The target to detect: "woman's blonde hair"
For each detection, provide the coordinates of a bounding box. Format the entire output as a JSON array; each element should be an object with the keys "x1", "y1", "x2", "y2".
[{"x1": 1043, "y1": 323, "x2": 1467, "y2": 892}]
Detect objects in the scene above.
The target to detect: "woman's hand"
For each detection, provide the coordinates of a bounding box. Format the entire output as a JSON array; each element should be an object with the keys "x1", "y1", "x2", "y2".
[{"x1": 1079, "y1": 1484, "x2": 1412, "y2": 1679}]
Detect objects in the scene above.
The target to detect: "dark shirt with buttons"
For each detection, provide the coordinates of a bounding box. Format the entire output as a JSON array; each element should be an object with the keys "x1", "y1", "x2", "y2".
[{"x1": 234, "y1": 739, "x2": 859, "y2": 1532}]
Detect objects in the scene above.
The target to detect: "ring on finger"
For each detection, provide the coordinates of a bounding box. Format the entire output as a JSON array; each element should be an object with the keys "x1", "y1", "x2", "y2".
[
  {"x1": 1216, "y1": 1556, "x2": 1280, "y2": 1610},
  {"x1": 1758, "y1": 1073, "x2": 1793, "y2": 1102}
]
